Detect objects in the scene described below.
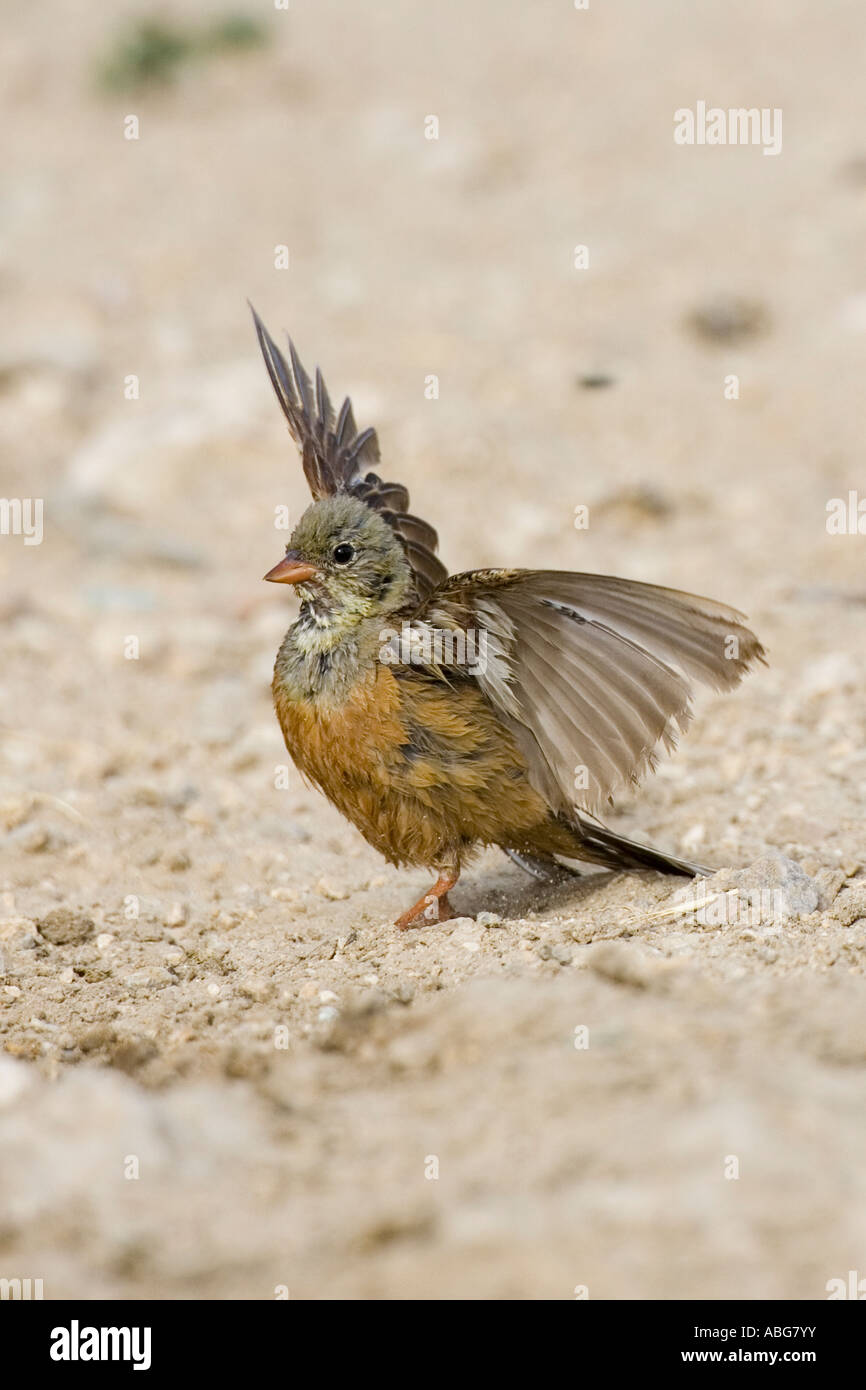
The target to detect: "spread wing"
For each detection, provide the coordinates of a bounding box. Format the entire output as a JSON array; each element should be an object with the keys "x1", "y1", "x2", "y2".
[
  {"x1": 251, "y1": 305, "x2": 447, "y2": 601},
  {"x1": 420, "y1": 569, "x2": 766, "y2": 816}
]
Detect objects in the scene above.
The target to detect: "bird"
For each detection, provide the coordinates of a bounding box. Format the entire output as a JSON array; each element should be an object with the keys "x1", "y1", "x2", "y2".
[{"x1": 252, "y1": 307, "x2": 766, "y2": 930}]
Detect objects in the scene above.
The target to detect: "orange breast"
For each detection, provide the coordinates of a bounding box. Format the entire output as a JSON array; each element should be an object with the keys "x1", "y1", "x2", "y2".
[{"x1": 272, "y1": 660, "x2": 549, "y2": 867}]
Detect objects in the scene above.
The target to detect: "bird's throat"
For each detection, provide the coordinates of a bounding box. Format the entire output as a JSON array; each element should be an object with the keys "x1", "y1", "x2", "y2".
[{"x1": 278, "y1": 603, "x2": 384, "y2": 704}]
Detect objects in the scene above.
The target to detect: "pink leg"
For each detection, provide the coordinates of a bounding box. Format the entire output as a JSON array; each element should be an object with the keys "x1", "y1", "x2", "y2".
[{"x1": 394, "y1": 869, "x2": 460, "y2": 931}]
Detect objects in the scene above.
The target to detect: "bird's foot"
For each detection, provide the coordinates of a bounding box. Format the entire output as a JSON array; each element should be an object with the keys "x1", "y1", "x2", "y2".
[{"x1": 394, "y1": 873, "x2": 459, "y2": 931}]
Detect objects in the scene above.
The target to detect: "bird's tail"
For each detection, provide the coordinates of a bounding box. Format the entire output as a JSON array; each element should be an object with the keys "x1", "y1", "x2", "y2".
[{"x1": 559, "y1": 815, "x2": 710, "y2": 878}]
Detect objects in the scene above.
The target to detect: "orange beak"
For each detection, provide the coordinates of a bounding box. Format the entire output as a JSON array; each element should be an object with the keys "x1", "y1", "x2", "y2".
[{"x1": 263, "y1": 555, "x2": 319, "y2": 585}]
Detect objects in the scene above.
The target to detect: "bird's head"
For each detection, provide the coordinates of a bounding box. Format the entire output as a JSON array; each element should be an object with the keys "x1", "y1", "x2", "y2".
[{"x1": 264, "y1": 494, "x2": 412, "y2": 632}]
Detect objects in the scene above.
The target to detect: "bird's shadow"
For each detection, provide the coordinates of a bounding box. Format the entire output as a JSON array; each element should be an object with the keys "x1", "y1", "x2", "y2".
[{"x1": 456, "y1": 859, "x2": 615, "y2": 922}]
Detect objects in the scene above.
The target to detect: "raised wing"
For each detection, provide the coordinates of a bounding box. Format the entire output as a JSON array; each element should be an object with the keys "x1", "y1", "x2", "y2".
[{"x1": 423, "y1": 569, "x2": 766, "y2": 816}]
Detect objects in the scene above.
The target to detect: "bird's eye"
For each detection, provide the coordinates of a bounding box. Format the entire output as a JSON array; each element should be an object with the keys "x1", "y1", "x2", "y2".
[{"x1": 332, "y1": 542, "x2": 355, "y2": 565}]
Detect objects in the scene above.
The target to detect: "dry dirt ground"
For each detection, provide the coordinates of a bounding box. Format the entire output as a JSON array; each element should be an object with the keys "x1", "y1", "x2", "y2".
[{"x1": 1, "y1": 0, "x2": 865, "y2": 1299}]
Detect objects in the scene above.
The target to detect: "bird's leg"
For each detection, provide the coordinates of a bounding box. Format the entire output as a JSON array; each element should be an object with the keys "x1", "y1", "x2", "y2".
[{"x1": 394, "y1": 868, "x2": 460, "y2": 931}]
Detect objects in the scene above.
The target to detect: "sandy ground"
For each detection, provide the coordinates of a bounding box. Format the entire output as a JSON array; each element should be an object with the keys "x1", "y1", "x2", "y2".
[{"x1": 1, "y1": 0, "x2": 865, "y2": 1299}]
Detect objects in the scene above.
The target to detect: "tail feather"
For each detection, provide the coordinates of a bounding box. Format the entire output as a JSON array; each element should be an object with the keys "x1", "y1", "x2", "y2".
[{"x1": 560, "y1": 815, "x2": 710, "y2": 878}]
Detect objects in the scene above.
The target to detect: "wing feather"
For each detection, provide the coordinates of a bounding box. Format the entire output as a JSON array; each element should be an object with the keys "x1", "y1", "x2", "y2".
[{"x1": 430, "y1": 569, "x2": 765, "y2": 814}]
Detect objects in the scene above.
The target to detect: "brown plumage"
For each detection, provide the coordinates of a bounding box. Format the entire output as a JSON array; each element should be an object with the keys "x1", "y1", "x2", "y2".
[{"x1": 253, "y1": 307, "x2": 767, "y2": 928}]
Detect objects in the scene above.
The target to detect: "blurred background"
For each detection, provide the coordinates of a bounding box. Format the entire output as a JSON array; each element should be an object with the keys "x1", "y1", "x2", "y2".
[{"x1": 1, "y1": 0, "x2": 865, "y2": 1300}]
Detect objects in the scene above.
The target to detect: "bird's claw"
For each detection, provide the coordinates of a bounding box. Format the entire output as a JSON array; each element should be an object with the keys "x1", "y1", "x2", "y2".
[{"x1": 394, "y1": 888, "x2": 456, "y2": 931}]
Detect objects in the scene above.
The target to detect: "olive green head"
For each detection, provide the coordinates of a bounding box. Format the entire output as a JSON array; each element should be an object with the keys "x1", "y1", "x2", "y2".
[{"x1": 264, "y1": 494, "x2": 412, "y2": 626}]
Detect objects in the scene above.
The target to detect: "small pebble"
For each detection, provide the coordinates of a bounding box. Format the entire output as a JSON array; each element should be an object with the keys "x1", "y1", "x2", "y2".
[
  {"x1": 587, "y1": 941, "x2": 660, "y2": 989},
  {"x1": 36, "y1": 908, "x2": 95, "y2": 946},
  {"x1": 0, "y1": 917, "x2": 36, "y2": 942},
  {"x1": 685, "y1": 296, "x2": 768, "y2": 345},
  {"x1": 681, "y1": 824, "x2": 706, "y2": 852},
  {"x1": 124, "y1": 967, "x2": 174, "y2": 991},
  {"x1": 8, "y1": 824, "x2": 51, "y2": 853},
  {"x1": 315, "y1": 880, "x2": 349, "y2": 901},
  {"x1": 238, "y1": 976, "x2": 271, "y2": 1002}
]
